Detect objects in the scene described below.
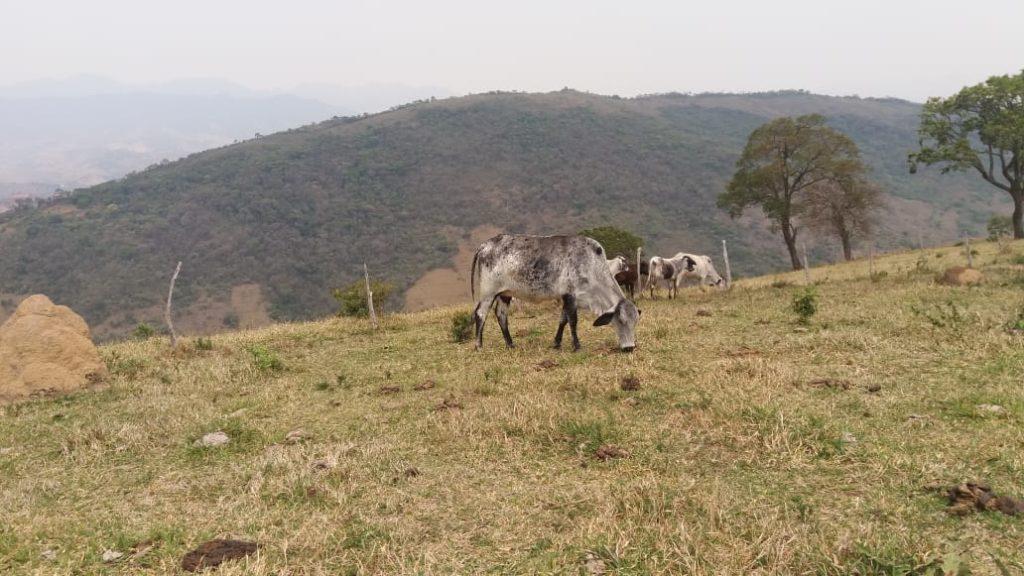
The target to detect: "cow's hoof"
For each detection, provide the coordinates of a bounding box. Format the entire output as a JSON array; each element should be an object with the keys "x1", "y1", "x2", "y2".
[
  {"x1": 620, "y1": 346, "x2": 636, "y2": 353},
  {"x1": 552, "y1": 344, "x2": 562, "y2": 350},
  {"x1": 572, "y1": 345, "x2": 581, "y2": 352}
]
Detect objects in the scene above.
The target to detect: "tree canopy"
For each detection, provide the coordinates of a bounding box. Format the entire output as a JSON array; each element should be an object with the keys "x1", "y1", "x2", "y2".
[
  {"x1": 579, "y1": 226, "x2": 644, "y2": 260},
  {"x1": 804, "y1": 177, "x2": 883, "y2": 260},
  {"x1": 909, "y1": 71, "x2": 1024, "y2": 237},
  {"x1": 718, "y1": 114, "x2": 865, "y2": 269}
]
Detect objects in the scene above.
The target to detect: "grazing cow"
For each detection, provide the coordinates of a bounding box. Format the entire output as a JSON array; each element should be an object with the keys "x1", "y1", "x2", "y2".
[
  {"x1": 606, "y1": 255, "x2": 628, "y2": 276},
  {"x1": 470, "y1": 234, "x2": 641, "y2": 352},
  {"x1": 648, "y1": 253, "x2": 725, "y2": 298},
  {"x1": 614, "y1": 259, "x2": 649, "y2": 299}
]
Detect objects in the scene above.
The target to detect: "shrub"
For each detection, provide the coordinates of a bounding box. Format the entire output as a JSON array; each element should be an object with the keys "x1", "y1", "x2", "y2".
[
  {"x1": 987, "y1": 214, "x2": 1013, "y2": 241},
  {"x1": 195, "y1": 337, "x2": 214, "y2": 351},
  {"x1": 332, "y1": 280, "x2": 393, "y2": 317},
  {"x1": 791, "y1": 288, "x2": 817, "y2": 324},
  {"x1": 247, "y1": 344, "x2": 283, "y2": 371},
  {"x1": 132, "y1": 323, "x2": 156, "y2": 340},
  {"x1": 450, "y1": 310, "x2": 475, "y2": 343}
]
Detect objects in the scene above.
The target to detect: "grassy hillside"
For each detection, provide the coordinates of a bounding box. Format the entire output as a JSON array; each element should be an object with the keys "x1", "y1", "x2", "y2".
[
  {"x1": 2, "y1": 240, "x2": 1023, "y2": 574},
  {"x1": 0, "y1": 90, "x2": 1009, "y2": 339}
]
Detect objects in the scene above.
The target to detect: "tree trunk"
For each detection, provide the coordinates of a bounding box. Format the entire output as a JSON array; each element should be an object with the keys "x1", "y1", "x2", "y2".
[
  {"x1": 839, "y1": 229, "x2": 853, "y2": 261},
  {"x1": 1013, "y1": 190, "x2": 1024, "y2": 239},
  {"x1": 781, "y1": 220, "x2": 801, "y2": 270}
]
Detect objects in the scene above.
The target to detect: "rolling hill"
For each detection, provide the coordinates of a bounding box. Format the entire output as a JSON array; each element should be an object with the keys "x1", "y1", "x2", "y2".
[{"x1": 0, "y1": 89, "x2": 1008, "y2": 339}]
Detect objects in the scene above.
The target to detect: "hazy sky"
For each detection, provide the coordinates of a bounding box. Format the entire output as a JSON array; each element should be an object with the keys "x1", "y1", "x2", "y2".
[{"x1": 3, "y1": 0, "x2": 1021, "y2": 102}]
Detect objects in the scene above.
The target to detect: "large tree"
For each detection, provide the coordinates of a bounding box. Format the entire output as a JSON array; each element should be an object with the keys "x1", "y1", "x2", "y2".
[
  {"x1": 804, "y1": 177, "x2": 883, "y2": 261},
  {"x1": 719, "y1": 114, "x2": 864, "y2": 269},
  {"x1": 909, "y1": 71, "x2": 1024, "y2": 238}
]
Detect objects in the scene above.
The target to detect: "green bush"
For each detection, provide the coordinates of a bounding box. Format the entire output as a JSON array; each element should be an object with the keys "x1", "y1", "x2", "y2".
[
  {"x1": 579, "y1": 226, "x2": 644, "y2": 259},
  {"x1": 332, "y1": 280, "x2": 393, "y2": 317},
  {"x1": 247, "y1": 344, "x2": 283, "y2": 371},
  {"x1": 450, "y1": 310, "x2": 475, "y2": 343},
  {"x1": 132, "y1": 323, "x2": 156, "y2": 340},
  {"x1": 195, "y1": 337, "x2": 214, "y2": 351},
  {"x1": 988, "y1": 215, "x2": 1013, "y2": 241},
  {"x1": 791, "y1": 288, "x2": 817, "y2": 324}
]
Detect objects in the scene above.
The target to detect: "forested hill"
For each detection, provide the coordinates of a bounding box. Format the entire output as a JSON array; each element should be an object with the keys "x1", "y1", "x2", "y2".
[{"x1": 0, "y1": 90, "x2": 1004, "y2": 338}]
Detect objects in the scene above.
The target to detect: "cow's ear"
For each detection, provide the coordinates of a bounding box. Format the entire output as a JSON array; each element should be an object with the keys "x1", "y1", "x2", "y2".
[{"x1": 593, "y1": 310, "x2": 615, "y2": 326}]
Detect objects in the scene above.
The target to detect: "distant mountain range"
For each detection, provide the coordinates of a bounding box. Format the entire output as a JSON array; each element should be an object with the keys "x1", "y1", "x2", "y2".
[
  {"x1": 0, "y1": 89, "x2": 1006, "y2": 339},
  {"x1": 0, "y1": 76, "x2": 450, "y2": 191}
]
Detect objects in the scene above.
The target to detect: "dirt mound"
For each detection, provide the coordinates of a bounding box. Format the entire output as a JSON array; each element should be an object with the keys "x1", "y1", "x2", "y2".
[
  {"x1": 946, "y1": 482, "x2": 1024, "y2": 516},
  {"x1": 937, "y1": 266, "x2": 983, "y2": 286},
  {"x1": 181, "y1": 539, "x2": 258, "y2": 572},
  {"x1": 0, "y1": 295, "x2": 106, "y2": 403}
]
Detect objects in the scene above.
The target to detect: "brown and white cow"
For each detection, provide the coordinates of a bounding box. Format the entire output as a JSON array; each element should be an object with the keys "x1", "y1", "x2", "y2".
[
  {"x1": 470, "y1": 234, "x2": 641, "y2": 352},
  {"x1": 647, "y1": 253, "x2": 724, "y2": 298}
]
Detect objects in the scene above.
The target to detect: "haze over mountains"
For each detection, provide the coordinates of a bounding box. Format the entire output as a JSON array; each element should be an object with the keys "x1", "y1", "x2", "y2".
[
  {"x1": 0, "y1": 88, "x2": 1006, "y2": 339},
  {"x1": 0, "y1": 76, "x2": 450, "y2": 203}
]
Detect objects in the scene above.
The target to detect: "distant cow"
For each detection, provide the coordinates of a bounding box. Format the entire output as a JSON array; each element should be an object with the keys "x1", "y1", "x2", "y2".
[
  {"x1": 648, "y1": 253, "x2": 725, "y2": 298},
  {"x1": 614, "y1": 259, "x2": 649, "y2": 299},
  {"x1": 471, "y1": 234, "x2": 641, "y2": 352},
  {"x1": 606, "y1": 255, "x2": 628, "y2": 276}
]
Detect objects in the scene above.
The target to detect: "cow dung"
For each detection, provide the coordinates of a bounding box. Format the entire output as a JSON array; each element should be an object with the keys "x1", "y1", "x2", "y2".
[
  {"x1": 620, "y1": 376, "x2": 641, "y2": 391},
  {"x1": 594, "y1": 444, "x2": 628, "y2": 461},
  {"x1": 946, "y1": 483, "x2": 1024, "y2": 517},
  {"x1": 181, "y1": 539, "x2": 258, "y2": 572}
]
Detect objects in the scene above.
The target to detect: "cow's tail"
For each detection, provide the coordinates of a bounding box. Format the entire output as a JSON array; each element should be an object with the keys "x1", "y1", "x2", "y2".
[{"x1": 470, "y1": 249, "x2": 480, "y2": 303}]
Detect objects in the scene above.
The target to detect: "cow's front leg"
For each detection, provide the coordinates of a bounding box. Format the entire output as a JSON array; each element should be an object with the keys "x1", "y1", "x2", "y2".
[
  {"x1": 565, "y1": 295, "x2": 581, "y2": 351},
  {"x1": 474, "y1": 294, "x2": 497, "y2": 350},
  {"x1": 553, "y1": 301, "x2": 569, "y2": 349},
  {"x1": 494, "y1": 295, "x2": 515, "y2": 349}
]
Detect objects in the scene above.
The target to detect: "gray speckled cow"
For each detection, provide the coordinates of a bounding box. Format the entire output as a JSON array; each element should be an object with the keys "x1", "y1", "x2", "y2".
[{"x1": 470, "y1": 234, "x2": 641, "y2": 352}]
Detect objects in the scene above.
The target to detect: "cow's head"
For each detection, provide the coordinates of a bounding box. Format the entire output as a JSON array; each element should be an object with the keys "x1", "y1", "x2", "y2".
[
  {"x1": 700, "y1": 256, "x2": 726, "y2": 288},
  {"x1": 593, "y1": 298, "x2": 641, "y2": 352}
]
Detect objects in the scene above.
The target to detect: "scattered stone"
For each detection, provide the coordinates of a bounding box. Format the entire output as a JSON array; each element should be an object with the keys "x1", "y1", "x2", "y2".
[
  {"x1": 194, "y1": 431, "x2": 230, "y2": 448},
  {"x1": 807, "y1": 378, "x2": 852, "y2": 391},
  {"x1": 130, "y1": 539, "x2": 158, "y2": 559},
  {"x1": 695, "y1": 309, "x2": 712, "y2": 317},
  {"x1": 536, "y1": 359, "x2": 559, "y2": 371},
  {"x1": 40, "y1": 549, "x2": 57, "y2": 562},
  {"x1": 620, "y1": 376, "x2": 641, "y2": 391},
  {"x1": 413, "y1": 380, "x2": 436, "y2": 391},
  {"x1": 946, "y1": 483, "x2": 1024, "y2": 517},
  {"x1": 585, "y1": 552, "x2": 607, "y2": 575},
  {"x1": 976, "y1": 404, "x2": 1006, "y2": 415},
  {"x1": 433, "y1": 398, "x2": 463, "y2": 412},
  {"x1": 622, "y1": 397, "x2": 639, "y2": 407},
  {"x1": 284, "y1": 429, "x2": 309, "y2": 444},
  {"x1": 0, "y1": 295, "x2": 108, "y2": 404},
  {"x1": 865, "y1": 384, "x2": 882, "y2": 393},
  {"x1": 181, "y1": 539, "x2": 258, "y2": 572},
  {"x1": 379, "y1": 385, "x2": 401, "y2": 395},
  {"x1": 840, "y1": 431, "x2": 858, "y2": 444},
  {"x1": 594, "y1": 444, "x2": 628, "y2": 461},
  {"x1": 101, "y1": 549, "x2": 124, "y2": 563},
  {"x1": 937, "y1": 266, "x2": 983, "y2": 286}
]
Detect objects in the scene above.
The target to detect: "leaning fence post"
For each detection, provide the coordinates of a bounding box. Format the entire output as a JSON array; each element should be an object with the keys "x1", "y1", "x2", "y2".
[
  {"x1": 722, "y1": 239, "x2": 732, "y2": 290},
  {"x1": 869, "y1": 245, "x2": 875, "y2": 277},
  {"x1": 963, "y1": 234, "x2": 973, "y2": 268},
  {"x1": 165, "y1": 261, "x2": 182, "y2": 348},
  {"x1": 635, "y1": 246, "x2": 643, "y2": 298},
  {"x1": 363, "y1": 262, "x2": 378, "y2": 329}
]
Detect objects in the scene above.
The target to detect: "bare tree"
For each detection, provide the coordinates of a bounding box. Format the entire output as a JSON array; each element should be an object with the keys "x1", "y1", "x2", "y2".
[{"x1": 803, "y1": 177, "x2": 883, "y2": 261}]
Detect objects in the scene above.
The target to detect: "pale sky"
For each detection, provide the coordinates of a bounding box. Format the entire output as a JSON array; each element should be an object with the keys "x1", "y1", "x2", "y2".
[{"x1": 3, "y1": 0, "x2": 1021, "y2": 102}]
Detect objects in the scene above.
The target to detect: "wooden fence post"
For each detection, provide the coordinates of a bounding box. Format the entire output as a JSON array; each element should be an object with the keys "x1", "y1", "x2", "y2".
[
  {"x1": 964, "y1": 235, "x2": 973, "y2": 268},
  {"x1": 869, "y1": 245, "x2": 875, "y2": 277},
  {"x1": 635, "y1": 246, "x2": 643, "y2": 298},
  {"x1": 165, "y1": 261, "x2": 182, "y2": 348},
  {"x1": 363, "y1": 262, "x2": 378, "y2": 329},
  {"x1": 801, "y1": 241, "x2": 811, "y2": 284},
  {"x1": 722, "y1": 240, "x2": 732, "y2": 290}
]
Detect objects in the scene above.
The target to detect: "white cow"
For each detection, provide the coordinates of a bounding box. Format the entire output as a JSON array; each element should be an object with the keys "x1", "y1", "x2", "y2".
[
  {"x1": 471, "y1": 234, "x2": 641, "y2": 352},
  {"x1": 648, "y1": 253, "x2": 725, "y2": 298},
  {"x1": 606, "y1": 255, "x2": 628, "y2": 276}
]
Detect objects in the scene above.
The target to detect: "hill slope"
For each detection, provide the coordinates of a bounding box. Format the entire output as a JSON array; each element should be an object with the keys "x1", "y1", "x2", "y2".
[
  {"x1": 1, "y1": 240, "x2": 1023, "y2": 573},
  {"x1": 0, "y1": 90, "x2": 1008, "y2": 339}
]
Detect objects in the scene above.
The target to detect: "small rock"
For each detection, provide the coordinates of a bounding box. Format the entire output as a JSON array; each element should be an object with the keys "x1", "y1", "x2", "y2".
[
  {"x1": 379, "y1": 385, "x2": 401, "y2": 395},
  {"x1": 181, "y1": 539, "x2": 258, "y2": 572},
  {"x1": 40, "y1": 549, "x2": 57, "y2": 562},
  {"x1": 976, "y1": 404, "x2": 1006, "y2": 415},
  {"x1": 433, "y1": 397, "x2": 463, "y2": 411},
  {"x1": 622, "y1": 397, "x2": 639, "y2": 407},
  {"x1": 413, "y1": 380, "x2": 436, "y2": 391},
  {"x1": 620, "y1": 376, "x2": 641, "y2": 391},
  {"x1": 695, "y1": 309, "x2": 712, "y2": 317},
  {"x1": 840, "y1": 431, "x2": 858, "y2": 444},
  {"x1": 284, "y1": 429, "x2": 309, "y2": 444},
  {"x1": 866, "y1": 384, "x2": 882, "y2": 393},
  {"x1": 101, "y1": 549, "x2": 124, "y2": 563},
  {"x1": 194, "y1": 431, "x2": 230, "y2": 448},
  {"x1": 311, "y1": 458, "x2": 336, "y2": 471},
  {"x1": 536, "y1": 359, "x2": 559, "y2": 371},
  {"x1": 585, "y1": 552, "x2": 606, "y2": 575}
]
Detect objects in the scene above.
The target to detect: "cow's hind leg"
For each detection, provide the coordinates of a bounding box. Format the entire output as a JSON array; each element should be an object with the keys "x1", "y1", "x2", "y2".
[
  {"x1": 553, "y1": 294, "x2": 572, "y2": 349},
  {"x1": 494, "y1": 295, "x2": 515, "y2": 349},
  {"x1": 474, "y1": 293, "x2": 499, "y2": 350},
  {"x1": 565, "y1": 295, "x2": 580, "y2": 351}
]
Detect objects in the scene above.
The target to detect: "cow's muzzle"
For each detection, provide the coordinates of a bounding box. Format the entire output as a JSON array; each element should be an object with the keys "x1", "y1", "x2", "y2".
[{"x1": 620, "y1": 345, "x2": 636, "y2": 353}]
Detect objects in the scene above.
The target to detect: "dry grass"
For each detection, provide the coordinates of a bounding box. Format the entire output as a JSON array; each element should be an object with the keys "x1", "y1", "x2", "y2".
[{"x1": 2, "y1": 240, "x2": 1024, "y2": 574}]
